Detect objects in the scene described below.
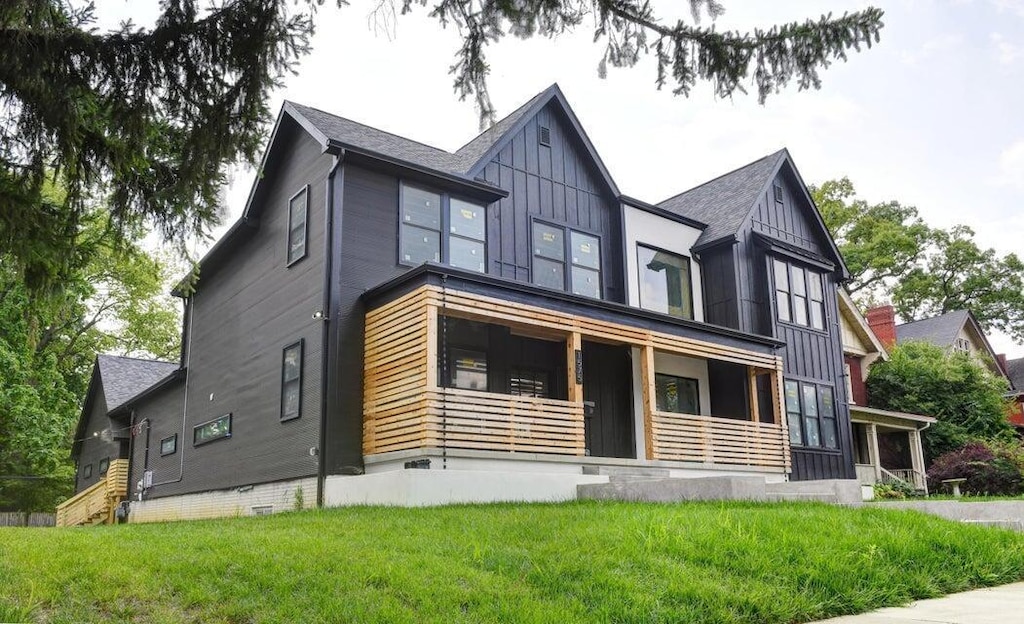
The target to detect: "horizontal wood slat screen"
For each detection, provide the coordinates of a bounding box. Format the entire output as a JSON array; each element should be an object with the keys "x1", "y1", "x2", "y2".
[
  {"x1": 363, "y1": 283, "x2": 787, "y2": 471},
  {"x1": 650, "y1": 412, "x2": 791, "y2": 471}
]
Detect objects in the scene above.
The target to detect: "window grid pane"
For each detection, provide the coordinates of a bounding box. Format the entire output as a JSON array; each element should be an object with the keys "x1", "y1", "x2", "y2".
[
  {"x1": 532, "y1": 222, "x2": 564, "y2": 260},
  {"x1": 570, "y1": 231, "x2": 600, "y2": 270},
  {"x1": 449, "y1": 236, "x2": 486, "y2": 273},
  {"x1": 449, "y1": 199, "x2": 486, "y2": 241},
  {"x1": 533, "y1": 256, "x2": 565, "y2": 290},
  {"x1": 400, "y1": 225, "x2": 441, "y2": 265},
  {"x1": 571, "y1": 265, "x2": 601, "y2": 298},
  {"x1": 401, "y1": 186, "x2": 441, "y2": 229}
]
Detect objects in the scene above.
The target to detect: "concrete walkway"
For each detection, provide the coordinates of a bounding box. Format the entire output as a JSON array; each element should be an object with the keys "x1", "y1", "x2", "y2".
[{"x1": 812, "y1": 582, "x2": 1024, "y2": 623}]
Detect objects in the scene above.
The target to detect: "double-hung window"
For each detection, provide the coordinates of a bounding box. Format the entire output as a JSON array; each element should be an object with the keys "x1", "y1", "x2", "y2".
[
  {"x1": 773, "y1": 258, "x2": 825, "y2": 330},
  {"x1": 784, "y1": 380, "x2": 839, "y2": 449},
  {"x1": 531, "y1": 221, "x2": 601, "y2": 298},
  {"x1": 638, "y1": 245, "x2": 693, "y2": 319},
  {"x1": 281, "y1": 340, "x2": 303, "y2": 421},
  {"x1": 287, "y1": 187, "x2": 308, "y2": 265},
  {"x1": 399, "y1": 183, "x2": 486, "y2": 273}
]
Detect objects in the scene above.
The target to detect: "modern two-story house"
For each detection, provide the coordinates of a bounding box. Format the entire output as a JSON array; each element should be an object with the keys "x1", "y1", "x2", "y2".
[{"x1": 62, "y1": 85, "x2": 860, "y2": 523}]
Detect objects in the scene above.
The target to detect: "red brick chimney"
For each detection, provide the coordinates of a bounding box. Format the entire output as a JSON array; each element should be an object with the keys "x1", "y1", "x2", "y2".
[{"x1": 865, "y1": 305, "x2": 897, "y2": 349}]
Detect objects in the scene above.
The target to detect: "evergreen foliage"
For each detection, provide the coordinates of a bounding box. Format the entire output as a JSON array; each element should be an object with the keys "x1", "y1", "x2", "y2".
[
  {"x1": 866, "y1": 342, "x2": 1013, "y2": 464},
  {"x1": 2, "y1": 1, "x2": 883, "y2": 289}
]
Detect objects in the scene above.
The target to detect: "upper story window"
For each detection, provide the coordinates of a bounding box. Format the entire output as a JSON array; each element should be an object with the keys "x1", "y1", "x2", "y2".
[
  {"x1": 531, "y1": 221, "x2": 601, "y2": 298},
  {"x1": 953, "y1": 337, "x2": 971, "y2": 355},
  {"x1": 399, "y1": 183, "x2": 486, "y2": 273},
  {"x1": 287, "y1": 187, "x2": 308, "y2": 266},
  {"x1": 773, "y1": 258, "x2": 825, "y2": 330},
  {"x1": 281, "y1": 340, "x2": 303, "y2": 421},
  {"x1": 638, "y1": 245, "x2": 693, "y2": 320},
  {"x1": 784, "y1": 380, "x2": 838, "y2": 449}
]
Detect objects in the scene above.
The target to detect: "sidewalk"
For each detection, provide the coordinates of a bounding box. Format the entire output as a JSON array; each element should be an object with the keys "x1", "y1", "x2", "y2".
[{"x1": 812, "y1": 582, "x2": 1024, "y2": 623}]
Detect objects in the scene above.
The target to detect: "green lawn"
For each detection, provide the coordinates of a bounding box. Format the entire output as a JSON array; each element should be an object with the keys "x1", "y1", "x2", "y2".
[{"x1": 2, "y1": 501, "x2": 1023, "y2": 623}]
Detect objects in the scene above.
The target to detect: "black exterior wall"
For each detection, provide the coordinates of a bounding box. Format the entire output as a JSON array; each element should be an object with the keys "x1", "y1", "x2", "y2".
[{"x1": 73, "y1": 385, "x2": 125, "y2": 493}]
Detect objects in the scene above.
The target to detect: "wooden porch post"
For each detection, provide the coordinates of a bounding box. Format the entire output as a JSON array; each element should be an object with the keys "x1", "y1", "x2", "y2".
[
  {"x1": 567, "y1": 331, "x2": 584, "y2": 456},
  {"x1": 867, "y1": 423, "x2": 882, "y2": 480},
  {"x1": 640, "y1": 345, "x2": 656, "y2": 460},
  {"x1": 748, "y1": 368, "x2": 761, "y2": 423}
]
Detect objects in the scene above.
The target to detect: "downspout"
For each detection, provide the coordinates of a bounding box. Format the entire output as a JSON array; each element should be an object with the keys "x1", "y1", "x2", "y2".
[
  {"x1": 149, "y1": 297, "x2": 194, "y2": 490},
  {"x1": 318, "y1": 148, "x2": 345, "y2": 507}
]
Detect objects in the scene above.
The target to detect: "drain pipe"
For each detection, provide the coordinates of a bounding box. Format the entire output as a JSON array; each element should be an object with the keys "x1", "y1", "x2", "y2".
[{"x1": 148, "y1": 296, "x2": 195, "y2": 491}]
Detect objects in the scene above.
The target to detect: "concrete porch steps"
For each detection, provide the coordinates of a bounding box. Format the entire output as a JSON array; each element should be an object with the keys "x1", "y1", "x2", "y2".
[{"x1": 577, "y1": 474, "x2": 862, "y2": 505}]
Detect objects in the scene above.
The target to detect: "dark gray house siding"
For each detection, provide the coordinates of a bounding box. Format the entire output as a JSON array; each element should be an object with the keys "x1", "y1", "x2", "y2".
[
  {"x1": 477, "y1": 102, "x2": 624, "y2": 302},
  {"x1": 127, "y1": 380, "x2": 185, "y2": 498},
  {"x1": 144, "y1": 122, "x2": 328, "y2": 498},
  {"x1": 74, "y1": 386, "x2": 124, "y2": 492},
  {"x1": 747, "y1": 169, "x2": 854, "y2": 480}
]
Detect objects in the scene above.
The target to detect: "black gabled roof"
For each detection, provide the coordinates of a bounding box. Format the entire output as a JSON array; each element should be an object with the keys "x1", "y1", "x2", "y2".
[
  {"x1": 657, "y1": 149, "x2": 787, "y2": 248},
  {"x1": 453, "y1": 88, "x2": 552, "y2": 171},
  {"x1": 96, "y1": 355, "x2": 179, "y2": 413},
  {"x1": 286, "y1": 101, "x2": 464, "y2": 174},
  {"x1": 72, "y1": 355, "x2": 179, "y2": 458},
  {"x1": 896, "y1": 310, "x2": 970, "y2": 349}
]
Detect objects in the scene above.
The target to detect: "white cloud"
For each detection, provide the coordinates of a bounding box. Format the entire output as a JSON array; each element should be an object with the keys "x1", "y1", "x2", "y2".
[
  {"x1": 991, "y1": 33, "x2": 1024, "y2": 65},
  {"x1": 992, "y1": 140, "x2": 1024, "y2": 189},
  {"x1": 992, "y1": 0, "x2": 1024, "y2": 18},
  {"x1": 900, "y1": 34, "x2": 964, "y2": 66}
]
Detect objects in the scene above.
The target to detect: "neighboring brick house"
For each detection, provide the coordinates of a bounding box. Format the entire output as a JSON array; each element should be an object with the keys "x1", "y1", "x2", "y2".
[{"x1": 1006, "y1": 357, "x2": 1024, "y2": 428}]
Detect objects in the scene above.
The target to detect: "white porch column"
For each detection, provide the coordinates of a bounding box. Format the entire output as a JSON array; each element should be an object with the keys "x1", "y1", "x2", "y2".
[{"x1": 867, "y1": 423, "x2": 882, "y2": 479}]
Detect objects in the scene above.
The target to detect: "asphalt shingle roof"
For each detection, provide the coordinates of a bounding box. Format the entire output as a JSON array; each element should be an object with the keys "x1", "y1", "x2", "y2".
[
  {"x1": 288, "y1": 87, "x2": 550, "y2": 178},
  {"x1": 96, "y1": 355, "x2": 178, "y2": 412},
  {"x1": 1006, "y1": 357, "x2": 1024, "y2": 392},
  {"x1": 895, "y1": 310, "x2": 969, "y2": 349},
  {"x1": 657, "y1": 150, "x2": 786, "y2": 247}
]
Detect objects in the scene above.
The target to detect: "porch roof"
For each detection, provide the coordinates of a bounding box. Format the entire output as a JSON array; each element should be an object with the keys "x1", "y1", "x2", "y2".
[
  {"x1": 362, "y1": 264, "x2": 785, "y2": 355},
  {"x1": 850, "y1": 405, "x2": 935, "y2": 427}
]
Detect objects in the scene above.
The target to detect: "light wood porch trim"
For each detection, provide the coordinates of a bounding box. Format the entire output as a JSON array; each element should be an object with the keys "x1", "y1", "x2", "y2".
[{"x1": 363, "y1": 284, "x2": 787, "y2": 466}]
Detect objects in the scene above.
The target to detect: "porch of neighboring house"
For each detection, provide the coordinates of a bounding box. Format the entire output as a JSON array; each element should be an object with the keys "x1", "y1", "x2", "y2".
[
  {"x1": 55, "y1": 459, "x2": 129, "y2": 526},
  {"x1": 358, "y1": 268, "x2": 791, "y2": 490},
  {"x1": 850, "y1": 406, "x2": 934, "y2": 494}
]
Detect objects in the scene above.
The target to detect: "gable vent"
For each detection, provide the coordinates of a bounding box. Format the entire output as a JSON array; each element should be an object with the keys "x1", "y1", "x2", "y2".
[
  {"x1": 773, "y1": 182, "x2": 784, "y2": 204},
  {"x1": 539, "y1": 126, "x2": 551, "y2": 147}
]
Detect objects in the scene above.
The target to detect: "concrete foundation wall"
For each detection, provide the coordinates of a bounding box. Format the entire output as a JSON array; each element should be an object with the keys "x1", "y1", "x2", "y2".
[
  {"x1": 128, "y1": 477, "x2": 316, "y2": 523},
  {"x1": 325, "y1": 470, "x2": 607, "y2": 507},
  {"x1": 874, "y1": 500, "x2": 1024, "y2": 527}
]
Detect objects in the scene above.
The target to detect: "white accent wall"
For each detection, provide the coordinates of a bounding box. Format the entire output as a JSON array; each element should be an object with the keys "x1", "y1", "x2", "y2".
[{"x1": 622, "y1": 204, "x2": 705, "y2": 322}]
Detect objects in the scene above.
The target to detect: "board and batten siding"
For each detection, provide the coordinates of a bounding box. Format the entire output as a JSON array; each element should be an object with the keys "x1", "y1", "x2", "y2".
[
  {"x1": 477, "y1": 102, "x2": 624, "y2": 302},
  {"x1": 742, "y1": 168, "x2": 854, "y2": 480},
  {"x1": 143, "y1": 122, "x2": 328, "y2": 498},
  {"x1": 621, "y1": 204, "x2": 705, "y2": 322},
  {"x1": 74, "y1": 386, "x2": 123, "y2": 493}
]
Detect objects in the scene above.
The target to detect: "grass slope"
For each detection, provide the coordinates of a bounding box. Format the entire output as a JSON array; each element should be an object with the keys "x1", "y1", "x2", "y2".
[{"x1": 2, "y1": 501, "x2": 1024, "y2": 623}]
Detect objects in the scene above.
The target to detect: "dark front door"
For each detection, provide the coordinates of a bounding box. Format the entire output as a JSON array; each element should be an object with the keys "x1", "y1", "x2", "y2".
[{"x1": 583, "y1": 342, "x2": 634, "y2": 458}]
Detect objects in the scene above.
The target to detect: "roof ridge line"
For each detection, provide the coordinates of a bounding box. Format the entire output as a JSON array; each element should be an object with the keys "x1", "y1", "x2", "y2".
[
  {"x1": 289, "y1": 101, "x2": 457, "y2": 157},
  {"x1": 657, "y1": 148, "x2": 787, "y2": 205}
]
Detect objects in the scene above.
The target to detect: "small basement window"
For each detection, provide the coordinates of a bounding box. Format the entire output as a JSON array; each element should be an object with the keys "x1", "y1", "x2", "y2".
[
  {"x1": 160, "y1": 434, "x2": 177, "y2": 456},
  {"x1": 194, "y1": 413, "x2": 232, "y2": 446},
  {"x1": 251, "y1": 505, "x2": 274, "y2": 516}
]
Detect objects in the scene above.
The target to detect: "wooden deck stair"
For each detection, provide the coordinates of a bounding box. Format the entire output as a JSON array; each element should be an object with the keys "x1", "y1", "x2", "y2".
[{"x1": 55, "y1": 459, "x2": 129, "y2": 527}]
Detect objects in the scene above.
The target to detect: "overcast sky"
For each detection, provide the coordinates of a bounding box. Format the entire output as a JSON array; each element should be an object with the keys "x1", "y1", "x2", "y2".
[{"x1": 100, "y1": 1, "x2": 1024, "y2": 356}]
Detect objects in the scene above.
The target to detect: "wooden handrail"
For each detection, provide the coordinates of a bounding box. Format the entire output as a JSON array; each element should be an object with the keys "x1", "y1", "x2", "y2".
[{"x1": 55, "y1": 459, "x2": 129, "y2": 527}]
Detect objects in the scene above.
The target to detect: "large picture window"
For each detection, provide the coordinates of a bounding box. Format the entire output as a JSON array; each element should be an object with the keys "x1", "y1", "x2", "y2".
[
  {"x1": 638, "y1": 245, "x2": 693, "y2": 320},
  {"x1": 773, "y1": 258, "x2": 825, "y2": 330},
  {"x1": 194, "y1": 413, "x2": 232, "y2": 446},
  {"x1": 399, "y1": 183, "x2": 486, "y2": 273},
  {"x1": 287, "y1": 187, "x2": 308, "y2": 266},
  {"x1": 531, "y1": 221, "x2": 601, "y2": 298},
  {"x1": 784, "y1": 380, "x2": 839, "y2": 449},
  {"x1": 281, "y1": 340, "x2": 303, "y2": 421},
  {"x1": 654, "y1": 374, "x2": 700, "y2": 415}
]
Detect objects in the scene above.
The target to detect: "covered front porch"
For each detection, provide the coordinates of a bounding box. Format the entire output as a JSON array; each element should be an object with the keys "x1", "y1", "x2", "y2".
[
  {"x1": 851, "y1": 406, "x2": 934, "y2": 493},
  {"x1": 361, "y1": 267, "x2": 790, "y2": 476}
]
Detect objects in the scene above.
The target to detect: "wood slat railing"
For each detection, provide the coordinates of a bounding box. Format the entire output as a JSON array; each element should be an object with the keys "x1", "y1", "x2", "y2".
[
  {"x1": 55, "y1": 459, "x2": 129, "y2": 527},
  {"x1": 649, "y1": 412, "x2": 790, "y2": 471}
]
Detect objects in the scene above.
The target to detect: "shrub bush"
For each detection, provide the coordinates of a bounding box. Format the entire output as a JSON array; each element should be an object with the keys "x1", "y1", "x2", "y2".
[{"x1": 927, "y1": 442, "x2": 1024, "y2": 496}]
